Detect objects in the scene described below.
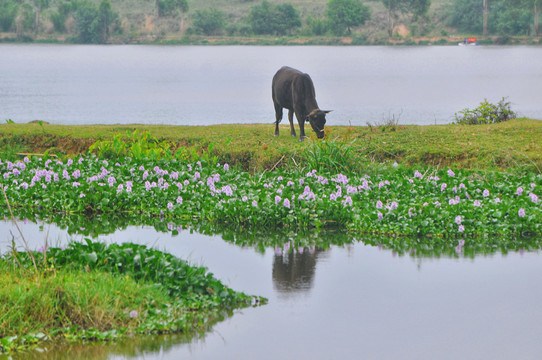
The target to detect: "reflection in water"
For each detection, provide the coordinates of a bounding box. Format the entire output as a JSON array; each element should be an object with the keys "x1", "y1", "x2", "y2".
[
  {"x1": 5, "y1": 211, "x2": 542, "y2": 258},
  {"x1": 17, "y1": 334, "x2": 195, "y2": 360},
  {"x1": 272, "y1": 245, "x2": 320, "y2": 294}
]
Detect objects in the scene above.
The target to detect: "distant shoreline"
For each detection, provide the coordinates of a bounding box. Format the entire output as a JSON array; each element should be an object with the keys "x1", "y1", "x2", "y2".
[{"x1": 1, "y1": 33, "x2": 541, "y2": 46}]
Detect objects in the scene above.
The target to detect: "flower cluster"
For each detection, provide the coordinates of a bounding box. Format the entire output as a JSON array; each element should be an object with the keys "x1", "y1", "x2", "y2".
[{"x1": 1, "y1": 156, "x2": 541, "y2": 238}]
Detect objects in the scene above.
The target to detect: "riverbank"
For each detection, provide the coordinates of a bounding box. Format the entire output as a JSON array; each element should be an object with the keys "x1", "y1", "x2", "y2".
[
  {"x1": 1, "y1": 119, "x2": 541, "y2": 172},
  {"x1": 1, "y1": 32, "x2": 541, "y2": 46},
  {"x1": 0, "y1": 239, "x2": 264, "y2": 355}
]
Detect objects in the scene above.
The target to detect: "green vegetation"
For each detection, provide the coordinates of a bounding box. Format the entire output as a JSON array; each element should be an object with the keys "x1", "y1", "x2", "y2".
[
  {"x1": 326, "y1": 0, "x2": 371, "y2": 35},
  {"x1": 248, "y1": 1, "x2": 302, "y2": 35},
  {"x1": 454, "y1": 98, "x2": 517, "y2": 125},
  {"x1": 1, "y1": 119, "x2": 541, "y2": 354},
  {"x1": 0, "y1": 130, "x2": 540, "y2": 238},
  {"x1": 0, "y1": 238, "x2": 262, "y2": 354},
  {"x1": 1, "y1": 119, "x2": 541, "y2": 172},
  {"x1": 0, "y1": 0, "x2": 540, "y2": 44}
]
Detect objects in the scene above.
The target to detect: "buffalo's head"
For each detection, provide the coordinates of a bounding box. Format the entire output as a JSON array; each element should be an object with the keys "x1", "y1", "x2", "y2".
[{"x1": 306, "y1": 109, "x2": 331, "y2": 139}]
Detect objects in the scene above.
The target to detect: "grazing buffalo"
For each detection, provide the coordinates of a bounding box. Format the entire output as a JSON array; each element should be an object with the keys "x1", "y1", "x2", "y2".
[{"x1": 272, "y1": 66, "x2": 330, "y2": 141}]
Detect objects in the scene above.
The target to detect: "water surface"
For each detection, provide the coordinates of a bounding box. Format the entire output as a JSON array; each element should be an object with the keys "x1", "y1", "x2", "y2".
[
  {"x1": 1, "y1": 45, "x2": 542, "y2": 126},
  {"x1": 2, "y1": 220, "x2": 542, "y2": 360}
]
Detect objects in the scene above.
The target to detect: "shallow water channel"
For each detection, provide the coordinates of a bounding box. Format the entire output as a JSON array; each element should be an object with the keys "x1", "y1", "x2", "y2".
[{"x1": 2, "y1": 219, "x2": 542, "y2": 360}]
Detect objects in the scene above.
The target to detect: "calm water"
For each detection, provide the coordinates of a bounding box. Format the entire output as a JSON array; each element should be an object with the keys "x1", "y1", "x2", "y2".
[
  {"x1": 2, "y1": 220, "x2": 542, "y2": 360},
  {"x1": 1, "y1": 44, "x2": 542, "y2": 126}
]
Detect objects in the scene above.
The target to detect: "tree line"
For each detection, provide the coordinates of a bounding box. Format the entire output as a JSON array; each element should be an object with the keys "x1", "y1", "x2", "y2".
[{"x1": 0, "y1": 0, "x2": 540, "y2": 44}]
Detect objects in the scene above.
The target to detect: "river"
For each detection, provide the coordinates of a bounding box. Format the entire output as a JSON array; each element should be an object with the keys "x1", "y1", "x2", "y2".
[
  {"x1": 2, "y1": 220, "x2": 542, "y2": 360},
  {"x1": 1, "y1": 44, "x2": 542, "y2": 126}
]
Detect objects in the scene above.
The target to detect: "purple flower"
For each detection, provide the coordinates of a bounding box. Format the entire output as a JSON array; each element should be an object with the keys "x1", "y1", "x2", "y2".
[
  {"x1": 458, "y1": 225, "x2": 465, "y2": 233},
  {"x1": 516, "y1": 187, "x2": 523, "y2": 196},
  {"x1": 283, "y1": 198, "x2": 291, "y2": 208},
  {"x1": 447, "y1": 169, "x2": 455, "y2": 177},
  {"x1": 376, "y1": 200, "x2": 383, "y2": 209},
  {"x1": 342, "y1": 196, "x2": 353, "y2": 207},
  {"x1": 440, "y1": 183, "x2": 447, "y2": 192},
  {"x1": 408, "y1": 207, "x2": 415, "y2": 217},
  {"x1": 167, "y1": 202, "x2": 173, "y2": 210},
  {"x1": 518, "y1": 208, "x2": 526, "y2": 218},
  {"x1": 129, "y1": 310, "x2": 138, "y2": 319},
  {"x1": 483, "y1": 189, "x2": 489, "y2": 197},
  {"x1": 387, "y1": 201, "x2": 398, "y2": 210},
  {"x1": 224, "y1": 163, "x2": 229, "y2": 171},
  {"x1": 252, "y1": 200, "x2": 258, "y2": 207},
  {"x1": 459, "y1": 183, "x2": 466, "y2": 190},
  {"x1": 377, "y1": 212, "x2": 383, "y2": 220},
  {"x1": 275, "y1": 195, "x2": 281, "y2": 205},
  {"x1": 176, "y1": 196, "x2": 183, "y2": 204},
  {"x1": 414, "y1": 170, "x2": 423, "y2": 178},
  {"x1": 529, "y1": 193, "x2": 539, "y2": 204},
  {"x1": 221, "y1": 185, "x2": 233, "y2": 196},
  {"x1": 79, "y1": 193, "x2": 85, "y2": 198},
  {"x1": 455, "y1": 215, "x2": 462, "y2": 225},
  {"x1": 473, "y1": 200, "x2": 482, "y2": 207}
]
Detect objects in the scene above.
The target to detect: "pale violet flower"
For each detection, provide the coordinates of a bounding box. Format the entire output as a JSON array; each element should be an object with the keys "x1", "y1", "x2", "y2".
[
  {"x1": 455, "y1": 215, "x2": 462, "y2": 225},
  {"x1": 376, "y1": 200, "x2": 383, "y2": 209},
  {"x1": 283, "y1": 198, "x2": 291, "y2": 208},
  {"x1": 275, "y1": 195, "x2": 281, "y2": 205},
  {"x1": 529, "y1": 193, "x2": 539, "y2": 204},
  {"x1": 176, "y1": 196, "x2": 183, "y2": 204},
  {"x1": 167, "y1": 202, "x2": 173, "y2": 210},
  {"x1": 483, "y1": 189, "x2": 490, "y2": 197},
  {"x1": 518, "y1": 208, "x2": 526, "y2": 218},
  {"x1": 447, "y1": 169, "x2": 455, "y2": 177},
  {"x1": 414, "y1": 170, "x2": 423, "y2": 178},
  {"x1": 129, "y1": 310, "x2": 138, "y2": 319},
  {"x1": 473, "y1": 200, "x2": 482, "y2": 207},
  {"x1": 516, "y1": 187, "x2": 523, "y2": 196},
  {"x1": 458, "y1": 225, "x2": 465, "y2": 233},
  {"x1": 377, "y1": 212, "x2": 383, "y2": 220},
  {"x1": 342, "y1": 196, "x2": 353, "y2": 207}
]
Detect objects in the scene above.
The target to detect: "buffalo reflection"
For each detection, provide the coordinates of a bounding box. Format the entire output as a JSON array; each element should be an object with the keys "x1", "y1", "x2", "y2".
[{"x1": 272, "y1": 244, "x2": 326, "y2": 294}]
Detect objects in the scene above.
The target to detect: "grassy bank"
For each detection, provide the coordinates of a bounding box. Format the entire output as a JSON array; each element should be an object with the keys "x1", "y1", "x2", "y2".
[
  {"x1": 0, "y1": 240, "x2": 263, "y2": 354},
  {"x1": 1, "y1": 118, "x2": 541, "y2": 172}
]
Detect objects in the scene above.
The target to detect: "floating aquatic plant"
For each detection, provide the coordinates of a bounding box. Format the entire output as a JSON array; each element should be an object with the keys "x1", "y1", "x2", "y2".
[{"x1": 0, "y1": 155, "x2": 540, "y2": 238}]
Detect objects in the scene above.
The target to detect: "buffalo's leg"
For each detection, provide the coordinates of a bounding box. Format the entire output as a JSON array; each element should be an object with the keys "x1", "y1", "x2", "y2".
[
  {"x1": 288, "y1": 110, "x2": 296, "y2": 137},
  {"x1": 274, "y1": 103, "x2": 283, "y2": 137}
]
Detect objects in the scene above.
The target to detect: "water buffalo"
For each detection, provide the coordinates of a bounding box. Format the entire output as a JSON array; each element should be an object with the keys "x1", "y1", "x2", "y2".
[{"x1": 272, "y1": 66, "x2": 330, "y2": 141}]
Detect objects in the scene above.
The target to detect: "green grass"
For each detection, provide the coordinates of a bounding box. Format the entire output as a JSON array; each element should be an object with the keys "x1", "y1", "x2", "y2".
[
  {"x1": 0, "y1": 240, "x2": 262, "y2": 354},
  {"x1": 1, "y1": 118, "x2": 541, "y2": 172}
]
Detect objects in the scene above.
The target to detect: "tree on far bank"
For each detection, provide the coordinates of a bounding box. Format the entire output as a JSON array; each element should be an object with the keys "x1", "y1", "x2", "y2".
[
  {"x1": 192, "y1": 8, "x2": 226, "y2": 35},
  {"x1": 382, "y1": 0, "x2": 430, "y2": 36},
  {"x1": 74, "y1": 0, "x2": 117, "y2": 43},
  {"x1": 248, "y1": 1, "x2": 301, "y2": 35},
  {"x1": 326, "y1": 0, "x2": 371, "y2": 35},
  {"x1": 157, "y1": 0, "x2": 188, "y2": 17}
]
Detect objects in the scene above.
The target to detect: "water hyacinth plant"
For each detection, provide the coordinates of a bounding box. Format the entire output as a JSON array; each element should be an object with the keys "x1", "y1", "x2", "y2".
[{"x1": 0, "y1": 155, "x2": 541, "y2": 238}]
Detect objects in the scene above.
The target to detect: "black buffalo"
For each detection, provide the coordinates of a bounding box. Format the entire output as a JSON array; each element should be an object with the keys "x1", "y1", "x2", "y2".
[{"x1": 272, "y1": 66, "x2": 330, "y2": 141}]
